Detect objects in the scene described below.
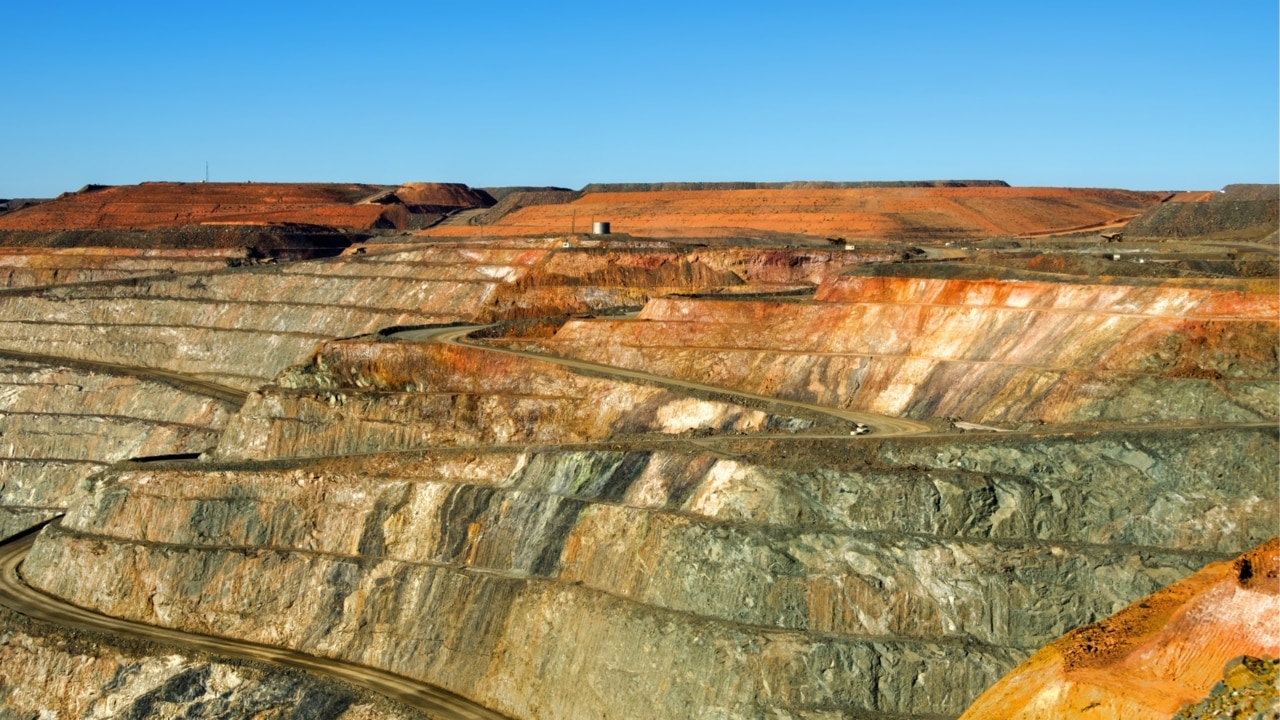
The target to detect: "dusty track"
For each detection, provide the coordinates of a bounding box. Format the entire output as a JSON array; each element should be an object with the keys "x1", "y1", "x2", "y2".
[
  {"x1": 0, "y1": 525, "x2": 511, "y2": 720},
  {"x1": 0, "y1": 349, "x2": 249, "y2": 407}
]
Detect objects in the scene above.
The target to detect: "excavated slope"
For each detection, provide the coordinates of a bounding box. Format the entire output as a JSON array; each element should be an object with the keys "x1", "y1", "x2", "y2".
[
  {"x1": 0, "y1": 242, "x2": 882, "y2": 391},
  {"x1": 538, "y1": 267, "x2": 1278, "y2": 426},
  {"x1": 960, "y1": 539, "x2": 1279, "y2": 719},
  {"x1": 0, "y1": 246, "x2": 531, "y2": 390},
  {"x1": 0, "y1": 247, "x2": 235, "y2": 290},
  {"x1": 214, "y1": 339, "x2": 818, "y2": 460},
  {"x1": 420, "y1": 186, "x2": 1163, "y2": 239},
  {"x1": 0, "y1": 230, "x2": 1274, "y2": 719},
  {"x1": 24, "y1": 423, "x2": 1276, "y2": 718},
  {"x1": 0, "y1": 604, "x2": 422, "y2": 720},
  {"x1": 1125, "y1": 184, "x2": 1279, "y2": 242},
  {"x1": 0, "y1": 356, "x2": 236, "y2": 513}
]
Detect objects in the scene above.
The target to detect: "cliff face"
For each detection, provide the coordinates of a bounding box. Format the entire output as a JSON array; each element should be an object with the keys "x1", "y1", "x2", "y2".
[
  {"x1": 960, "y1": 539, "x2": 1280, "y2": 719},
  {"x1": 0, "y1": 247, "x2": 235, "y2": 290},
  {"x1": 0, "y1": 609, "x2": 422, "y2": 720},
  {"x1": 24, "y1": 420, "x2": 1276, "y2": 718},
  {"x1": 0, "y1": 356, "x2": 236, "y2": 511},
  {"x1": 213, "y1": 339, "x2": 815, "y2": 461},
  {"x1": 0, "y1": 217, "x2": 1275, "y2": 719},
  {"x1": 540, "y1": 268, "x2": 1277, "y2": 426}
]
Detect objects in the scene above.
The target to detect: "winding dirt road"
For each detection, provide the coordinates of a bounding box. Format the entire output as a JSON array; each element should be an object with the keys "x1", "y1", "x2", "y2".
[
  {"x1": 0, "y1": 349, "x2": 248, "y2": 407},
  {"x1": 0, "y1": 524, "x2": 511, "y2": 720}
]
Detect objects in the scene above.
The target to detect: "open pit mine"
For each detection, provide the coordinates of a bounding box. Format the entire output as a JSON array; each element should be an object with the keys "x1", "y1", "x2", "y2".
[{"x1": 0, "y1": 180, "x2": 1274, "y2": 719}]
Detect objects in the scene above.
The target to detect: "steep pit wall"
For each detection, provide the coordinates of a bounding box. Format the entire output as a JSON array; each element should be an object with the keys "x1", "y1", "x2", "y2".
[
  {"x1": 540, "y1": 270, "x2": 1278, "y2": 426},
  {"x1": 480, "y1": 244, "x2": 904, "y2": 319},
  {"x1": 961, "y1": 539, "x2": 1279, "y2": 719},
  {"x1": 0, "y1": 357, "x2": 235, "y2": 509},
  {"x1": 0, "y1": 248, "x2": 522, "y2": 390},
  {"x1": 24, "y1": 423, "x2": 1276, "y2": 719},
  {"x1": 0, "y1": 247, "x2": 236, "y2": 291},
  {"x1": 0, "y1": 242, "x2": 871, "y2": 391},
  {"x1": 0, "y1": 608, "x2": 422, "y2": 720},
  {"x1": 214, "y1": 340, "x2": 817, "y2": 460}
]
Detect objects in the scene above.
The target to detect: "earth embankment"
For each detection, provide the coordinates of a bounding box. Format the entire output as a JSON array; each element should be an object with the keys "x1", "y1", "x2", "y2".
[{"x1": 420, "y1": 186, "x2": 1164, "y2": 240}]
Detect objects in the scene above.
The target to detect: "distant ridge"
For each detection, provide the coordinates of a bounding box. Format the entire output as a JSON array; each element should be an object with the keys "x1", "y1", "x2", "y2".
[{"x1": 580, "y1": 180, "x2": 1010, "y2": 193}]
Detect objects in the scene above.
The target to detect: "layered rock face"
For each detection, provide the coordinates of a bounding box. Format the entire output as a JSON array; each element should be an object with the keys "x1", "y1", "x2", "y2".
[
  {"x1": 0, "y1": 608, "x2": 422, "y2": 720},
  {"x1": 1, "y1": 185, "x2": 1275, "y2": 719},
  {"x1": 538, "y1": 265, "x2": 1278, "y2": 427},
  {"x1": 0, "y1": 242, "x2": 848, "y2": 391},
  {"x1": 214, "y1": 339, "x2": 818, "y2": 460},
  {"x1": 961, "y1": 539, "x2": 1280, "y2": 719},
  {"x1": 24, "y1": 423, "x2": 1276, "y2": 717},
  {"x1": 0, "y1": 247, "x2": 235, "y2": 290},
  {"x1": 0, "y1": 355, "x2": 236, "y2": 513}
]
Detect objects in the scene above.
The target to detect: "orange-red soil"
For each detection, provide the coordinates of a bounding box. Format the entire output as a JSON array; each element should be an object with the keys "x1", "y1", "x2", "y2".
[
  {"x1": 960, "y1": 538, "x2": 1280, "y2": 720},
  {"x1": 420, "y1": 186, "x2": 1164, "y2": 240},
  {"x1": 0, "y1": 182, "x2": 487, "y2": 231}
]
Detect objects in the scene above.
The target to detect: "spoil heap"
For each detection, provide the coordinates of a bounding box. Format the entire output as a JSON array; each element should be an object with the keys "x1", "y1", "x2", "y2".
[
  {"x1": 1125, "y1": 185, "x2": 1279, "y2": 242},
  {"x1": 420, "y1": 185, "x2": 1164, "y2": 240}
]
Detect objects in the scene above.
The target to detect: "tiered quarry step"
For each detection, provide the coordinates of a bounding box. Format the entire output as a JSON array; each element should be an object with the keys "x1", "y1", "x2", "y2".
[
  {"x1": 214, "y1": 340, "x2": 821, "y2": 460},
  {"x1": 961, "y1": 539, "x2": 1279, "y2": 719},
  {"x1": 536, "y1": 267, "x2": 1278, "y2": 426},
  {"x1": 0, "y1": 242, "x2": 855, "y2": 392},
  {"x1": 0, "y1": 247, "x2": 235, "y2": 291},
  {"x1": 26, "y1": 424, "x2": 1275, "y2": 719},
  {"x1": 0, "y1": 356, "x2": 236, "y2": 509},
  {"x1": 0, "y1": 603, "x2": 421, "y2": 720},
  {"x1": 419, "y1": 185, "x2": 1164, "y2": 240},
  {"x1": 0, "y1": 250, "x2": 508, "y2": 390}
]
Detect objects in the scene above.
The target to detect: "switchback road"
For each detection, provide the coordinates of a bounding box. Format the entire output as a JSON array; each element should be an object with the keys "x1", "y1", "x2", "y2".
[{"x1": 0, "y1": 525, "x2": 511, "y2": 720}]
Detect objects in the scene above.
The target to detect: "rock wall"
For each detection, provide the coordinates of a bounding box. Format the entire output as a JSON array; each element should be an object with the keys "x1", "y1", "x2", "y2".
[
  {"x1": 24, "y1": 423, "x2": 1276, "y2": 718},
  {"x1": 214, "y1": 339, "x2": 816, "y2": 460},
  {"x1": 1, "y1": 237, "x2": 1274, "y2": 719},
  {"x1": 0, "y1": 609, "x2": 422, "y2": 720},
  {"x1": 0, "y1": 357, "x2": 235, "y2": 509},
  {"x1": 540, "y1": 269, "x2": 1278, "y2": 426},
  {"x1": 960, "y1": 539, "x2": 1280, "y2": 719}
]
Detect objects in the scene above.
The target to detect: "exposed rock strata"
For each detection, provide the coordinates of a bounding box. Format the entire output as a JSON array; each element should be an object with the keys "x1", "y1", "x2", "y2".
[
  {"x1": 0, "y1": 609, "x2": 422, "y2": 720},
  {"x1": 25, "y1": 423, "x2": 1276, "y2": 718},
  {"x1": 0, "y1": 226, "x2": 1273, "y2": 719},
  {"x1": 0, "y1": 243, "x2": 835, "y2": 391},
  {"x1": 961, "y1": 539, "x2": 1280, "y2": 719},
  {"x1": 0, "y1": 358, "x2": 235, "y2": 509},
  {"x1": 215, "y1": 339, "x2": 818, "y2": 460},
  {"x1": 538, "y1": 268, "x2": 1278, "y2": 426}
]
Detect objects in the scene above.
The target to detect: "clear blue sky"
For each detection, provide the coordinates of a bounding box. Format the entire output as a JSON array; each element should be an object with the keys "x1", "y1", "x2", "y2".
[{"x1": 2, "y1": 1, "x2": 1276, "y2": 197}]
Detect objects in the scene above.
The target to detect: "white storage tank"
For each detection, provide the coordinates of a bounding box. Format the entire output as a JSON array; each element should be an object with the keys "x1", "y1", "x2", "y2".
[{"x1": 592, "y1": 221, "x2": 611, "y2": 235}]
